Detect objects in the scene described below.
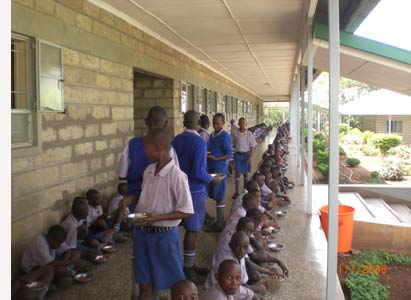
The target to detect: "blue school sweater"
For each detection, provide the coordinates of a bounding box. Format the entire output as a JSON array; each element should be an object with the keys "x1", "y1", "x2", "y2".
[
  {"x1": 172, "y1": 132, "x2": 212, "y2": 193},
  {"x1": 127, "y1": 137, "x2": 150, "y2": 197},
  {"x1": 207, "y1": 130, "x2": 232, "y2": 173}
]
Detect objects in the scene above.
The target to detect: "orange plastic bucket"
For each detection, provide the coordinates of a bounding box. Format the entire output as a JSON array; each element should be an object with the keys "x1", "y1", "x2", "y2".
[{"x1": 319, "y1": 205, "x2": 355, "y2": 253}]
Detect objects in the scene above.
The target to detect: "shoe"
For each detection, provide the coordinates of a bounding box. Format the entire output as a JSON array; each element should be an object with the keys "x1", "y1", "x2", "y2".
[
  {"x1": 183, "y1": 267, "x2": 205, "y2": 284},
  {"x1": 232, "y1": 192, "x2": 240, "y2": 199},
  {"x1": 193, "y1": 264, "x2": 209, "y2": 276},
  {"x1": 204, "y1": 213, "x2": 215, "y2": 225},
  {"x1": 204, "y1": 222, "x2": 224, "y2": 233}
]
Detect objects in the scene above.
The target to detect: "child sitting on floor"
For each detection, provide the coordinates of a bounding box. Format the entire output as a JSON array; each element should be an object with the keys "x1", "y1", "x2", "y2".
[
  {"x1": 202, "y1": 259, "x2": 242, "y2": 300},
  {"x1": 170, "y1": 280, "x2": 198, "y2": 300},
  {"x1": 253, "y1": 173, "x2": 278, "y2": 209},
  {"x1": 108, "y1": 182, "x2": 131, "y2": 235},
  {"x1": 206, "y1": 231, "x2": 267, "y2": 300},
  {"x1": 12, "y1": 265, "x2": 54, "y2": 300}
]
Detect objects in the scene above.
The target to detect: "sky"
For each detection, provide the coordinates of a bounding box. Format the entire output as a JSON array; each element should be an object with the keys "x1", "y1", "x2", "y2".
[{"x1": 354, "y1": 0, "x2": 411, "y2": 51}]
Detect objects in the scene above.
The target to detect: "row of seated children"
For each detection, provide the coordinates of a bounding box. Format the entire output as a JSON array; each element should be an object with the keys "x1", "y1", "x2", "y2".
[{"x1": 12, "y1": 184, "x2": 131, "y2": 300}]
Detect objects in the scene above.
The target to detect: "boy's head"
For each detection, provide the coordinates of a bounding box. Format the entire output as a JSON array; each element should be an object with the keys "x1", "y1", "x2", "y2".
[
  {"x1": 143, "y1": 128, "x2": 172, "y2": 161},
  {"x1": 216, "y1": 260, "x2": 242, "y2": 296},
  {"x1": 242, "y1": 193, "x2": 258, "y2": 210},
  {"x1": 145, "y1": 106, "x2": 168, "y2": 129},
  {"x1": 229, "y1": 231, "x2": 249, "y2": 260},
  {"x1": 117, "y1": 182, "x2": 128, "y2": 196},
  {"x1": 238, "y1": 117, "x2": 246, "y2": 130},
  {"x1": 262, "y1": 171, "x2": 272, "y2": 183},
  {"x1": 213, "y1": 113, "x2": 225, "y2": 132},
  {"x1": 199, "y1": 114, "x2": 210, "y2": 130},
  {"x1": 71, "y1": 196, "x2": 88, "y2": 220},
  {"x1": 236, "y1": 217, "x2": 254, "y2": 237},
  {"x1": 46, "y1": 225, "x2": 67, "y2": 249},
  {"x1": 183, "y1": 110, "x2": 200, "y2": 130},
  {"x1": 86, "y1": 189, "x2": 101, "y2": 207},
  {"x1": 245, "y1": 208, "x2": 263, "y2": 230},
  {"x1": 245, "y1": 180, "x2": 260, "y2": 194},
  {"x1": 170, "y1": 280, "x2": 198, "y2": 300},
  {"x1": 254, "y1": 173, "x2": 265, "y2": 187},
  {"x1": 230, "y1": 119, "x2": 235, "y2": 125}
]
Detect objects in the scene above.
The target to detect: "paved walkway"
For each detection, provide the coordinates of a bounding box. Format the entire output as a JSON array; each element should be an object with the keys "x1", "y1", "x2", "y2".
[{"x1": 50, "y1": 131, "x2": 344, "y2": 300}]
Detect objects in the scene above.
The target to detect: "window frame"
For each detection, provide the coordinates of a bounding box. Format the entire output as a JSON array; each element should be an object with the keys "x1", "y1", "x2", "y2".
[{"x1": 386, "y1": 120, "x2": 403, "y2": 133}]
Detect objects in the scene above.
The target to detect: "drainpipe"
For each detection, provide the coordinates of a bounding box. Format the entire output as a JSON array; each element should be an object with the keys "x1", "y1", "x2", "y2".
[
  {"x1": 296, "y1": 69, "x2": 301, "y2": 167},
  {"x1": 327, "y1": 0, "x2": 340, "y2": 299},
  {"x1": 300, "y1": 67, "x2": 306, "y2": 185},
  {"x1": 307, "y1": 19, "x2": 314, "y2": 214},
  {"x1": 388, "y1": 115, "x2": 392, "y2": 134}
]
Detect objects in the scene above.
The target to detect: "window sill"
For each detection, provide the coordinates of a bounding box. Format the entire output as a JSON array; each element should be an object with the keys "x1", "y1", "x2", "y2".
[{"x1": 12, "y1": 144, "x2": 42, "y2": 159}]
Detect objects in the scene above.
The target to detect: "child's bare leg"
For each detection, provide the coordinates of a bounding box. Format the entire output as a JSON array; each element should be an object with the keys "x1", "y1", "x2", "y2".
[
  {"x1": 138, "y1": 283, "x2": 153, "y2": 300},
  {"x1": 20, "y1": 265, "x2": 55, "y2": 287},
  {"x1": 247, "y1": 283, "x2": 266, "y2": 296}
]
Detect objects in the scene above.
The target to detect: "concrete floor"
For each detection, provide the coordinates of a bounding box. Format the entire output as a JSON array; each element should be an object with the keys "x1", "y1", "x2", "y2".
[{"x1": 49, "y1": 132, "x2": 344, "y2": 300}]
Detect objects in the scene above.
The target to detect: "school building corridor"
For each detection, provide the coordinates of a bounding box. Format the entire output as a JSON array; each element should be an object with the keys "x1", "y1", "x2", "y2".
[{"x1": 45, "y1": 131, "x2": 344, "y2": 300}]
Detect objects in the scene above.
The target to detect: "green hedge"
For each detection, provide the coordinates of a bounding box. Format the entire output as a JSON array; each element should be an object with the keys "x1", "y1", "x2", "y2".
[
  {"x1": 345, "y1": 157, "x2": 361, "y2": 167},
  {"x1": 371, "y1": 134, "x2": 402, "y2": 154}
]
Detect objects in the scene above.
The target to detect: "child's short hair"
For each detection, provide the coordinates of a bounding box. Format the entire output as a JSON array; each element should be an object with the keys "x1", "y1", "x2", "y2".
[
  {"x1": 183, "y1": 110, "x2": 200, "y2": 129},
  {"x1": 200, "y1": 114, "x2": 210, "y2": 127},
  {"x1": 170, "y1": 279, "x2": 198, "y2": 300},
  {"x1": 245, "y1": 181, "x2": 260, "y2": 193},
  {"x1": 218, "y1": 259, "x2": 240, "y2": 275},
  {"x1": 86, "y1": 189, "x2": 99, "y2": 200},
  {"x1": 117, "y1": 182, "x2": 127, "y2": 195},
  {"x1": 239, "y1": 117, "x2": 246, "y2": 122},
  {"x1": 71, "y1": 196, "x2": 87, "y2": 215},
  {"x1": 242, "y1": 193, "x2": 257, "y2": 209},
  {"x1": 252, "y1": 172, "x2": 264, "y2": 181},
  {"x1": 145, "y1": 128, "x2": 172, "y2": 150},
  {"x1": 213, "y1": 113, "x2": 225, "y2": 123},
  {"x1": 47, "y1": 225, "x2": 67, "y2": 241},
  {"x1": 146, "y1": 106, "x2": 168, "y2": 127},
  {"x1": 246, "y1": 208, "x2": 263, "y2": 224},
  {"x1": 236, "y1": 217, "x2": 254, "y2": 231}
]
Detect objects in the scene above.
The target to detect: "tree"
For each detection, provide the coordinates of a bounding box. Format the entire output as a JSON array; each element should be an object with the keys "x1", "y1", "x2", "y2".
[{"x1": 263, "y1": 106, "x2": 289, "y2": 127}]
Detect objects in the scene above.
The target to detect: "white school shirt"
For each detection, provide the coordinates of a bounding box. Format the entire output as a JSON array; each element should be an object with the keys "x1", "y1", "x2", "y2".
[
  {"x1": 260, "y1": 183, "x2": 273, "y2": 197},
  {"x1": 135, "y1": 159, "x2": 194, "y2": 227},
  {"x1": 86, "y1": 204, "x2": 103, "y2": 226},
  {"x1": 198, "y1": 128, "x2": 210, "y2": 142},
  {"x1": 232, "y1": 130, "x2": 257, "y2": 153},
  {"x1": 117, "y1": 142, "x2": 180, "y2": 178},
  {"x1": 206, "y1": 248, "x2": 250, "y2": 291},
  {"x1": 108, "y1": 194, "x2": 127, "y2": 215},
  {"x1": 230, "y1": 124, "x2": 239, "y2": 138},
  {"x1": 202, "y1": 284, "x2": 235, "y2": 300},
  {"x1": 57, "y1": 213, "x2": 84, "y2": 254},
  {"x1": 21, "y1": 234, "x2": 55, "y2": 273}
]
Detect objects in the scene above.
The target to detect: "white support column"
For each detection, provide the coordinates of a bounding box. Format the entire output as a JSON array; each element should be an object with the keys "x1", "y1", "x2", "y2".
[
  {"x1": 296, "y1": 70, "x2": 301, "y2": 166},
  {"x1": 317, "y1": 110, "x2": 321, "y2": 131},
  {"x1": 388, "y1": 115, "x2": 392, "y2": 134},
  {"x1": 327, "y1": 0, "x2": 340, "y2": 299},
  {"x1": 300, "y1": 67, "x2": 305, "y2": 185},
  {"x1": 307, "y1": 20, "x2": 314, "y2": 214}
]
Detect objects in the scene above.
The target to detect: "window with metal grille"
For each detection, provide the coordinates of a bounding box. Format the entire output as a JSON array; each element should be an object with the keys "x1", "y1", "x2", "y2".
[{"x1": 386, "y1": 120, "x2": 402, "y2": 133}]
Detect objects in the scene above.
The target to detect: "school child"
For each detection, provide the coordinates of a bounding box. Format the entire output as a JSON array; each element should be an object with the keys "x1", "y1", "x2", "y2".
[
  {"x1": 201, "y1": 259, "x2": 241, "y2": 300},
  {"x1": 264, "y1": 170, "x2": 290, "y2": 205},
  {"x1": 224, "y1": 193, "x2": 259, "y2": 235},
  {"x1": 206, "y1": 231, "x2": 267, "y2": 300},
  {"x1": 172, "y1": 110, "x2": 224, "y2": 281},
  {"x1": 117, "y1": 106, "x2": 180, "y2": 212},
  {"x1": 198, "y1": 114, "x2": 210, "y2": 142},
  {"x1": 253, "y1": 173, "x2": 278, "y2": 209},
  {"x1": 170, "y1": 280, "x2": 198, "y2": 300},
  {"x1": 231, "y1": 117, "x2": 257, "y2": 199},
  {"x1": 107, "y1": 182, "x2": 130, "y2": 232},
  {"x1": 206, "y1": 113, "x2": 232, "y2": 232},
  {"x1": 12, "y1": 265, "x2": 54, "y2": 300},
  {"x1": 132, "y1": 128, "x2": 194, "y2": 300},
  {"x1": 230, "y1": 119, "x2": 239, "y2": 139}
]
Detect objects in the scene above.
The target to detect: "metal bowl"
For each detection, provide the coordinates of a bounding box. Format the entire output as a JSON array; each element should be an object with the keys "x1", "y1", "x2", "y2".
[
  {"x1": 210, "y1": 173, "x2": 226, "y2": 179},
  {"x1": 74, "y1": 272, "x2": 95, "y2": 283},
  {"x1": 25, "y1": 281, "x2": 45, "y2": 290},
  {"x1": 276, "y1": 211, "x2": 287, "y2": 217},
  {"x1": 102, "y1": 244, "x2": 117, "y2": 253},
  {"x1": 267, "y1": 243, "x2": 284, "y2": 252},
  {"x1": 94, "y1": 255, "x2": 109, "y2": 264}
]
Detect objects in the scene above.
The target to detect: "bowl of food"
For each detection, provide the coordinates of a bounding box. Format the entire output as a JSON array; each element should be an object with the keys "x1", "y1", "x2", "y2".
[
  {"x1": 267, "y1": 243, "x2": 284, "y2": 252},
  {"x1": 74, "y1": 272, "x2": 95, "y2": 283},
  {"x1": 94, "y1": 255, "x2": 109, "y2": 264},
  {"x1": 25, "y1": 281, "x2": 45, "y2": 291},
  {"x1": 276, "y1": 211, "x2": 287, "y2": 217},
  {"x1": 126, "y1": 213, "x2": 148, "y2": 224},
  {"x1": 102, "y1": 244, "x2": 117, "y2": 254},
  {"x1": 210, "y1": 173, "x2": 226, "y2": 179}
]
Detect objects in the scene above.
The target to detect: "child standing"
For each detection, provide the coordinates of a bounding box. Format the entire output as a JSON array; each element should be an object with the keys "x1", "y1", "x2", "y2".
[
  {"x1": 172, "y1": 110, "x2": 223, "y2": 281},
  {"x1": 198, "y1": 114, "x2": 210, "y2": 142},
  {"x1": 133, "y1": 128, "x2": 194, "y2": 300},
  {"x1": 206, "y1": 113, "x2": 232, "y2": 232},
  {"x1": 231, "y1": 117, "x2": 257, "y2": 199}
]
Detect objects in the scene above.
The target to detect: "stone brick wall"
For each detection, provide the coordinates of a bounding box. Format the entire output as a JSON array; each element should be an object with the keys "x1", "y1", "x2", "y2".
[
  {"x1": 11, "y1": 48, "x2": 134, "y2": 271},
  {"x1": 11, "y1": 0, "x2": 265, "y2": 272}
]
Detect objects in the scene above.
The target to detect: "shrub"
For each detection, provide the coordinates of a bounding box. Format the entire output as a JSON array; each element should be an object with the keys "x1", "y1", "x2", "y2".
[
  {"x1": 313, "y1": 139, "x2": 326, "y2": 154},
  {"x1": 371, "y1": 134, "x2": 402, "y2": 155},
  {"x1": 339, "y1": 146, "x2": 346, "y2": 155},
  {"x1": 360, "y1": 144, "x2": 379, "y2": 156},
  {"x1": 318, "y1": 164, "x2": 329, "y2": 178},
  {"x1": 345, "y1": 157, "x2": 361, "y2": 167},
  {"x1": 387, "y1": 145, "x2": 409, "y2": 159},
  {"x1": 404, "y1": 166, "x2": 411, "y2": 176},
  {"x1": 379, "y1": 157, "x2": 404, "y2": 181},
  {"x1": 368, "y1": 171, "x2": 381, "y2": 184},
  {"x1": 339, "y1": 123, "x2": 350, "y2": 134},
  {"x1": 362, "y1": 130, "x2": 374, "y2": 145},
  {"x1": 316, "y1": 149, "x2": 329, "y2": 165},
  {"x1": 348, "y1": 128, "x2": 362, "y2": 136},
  {"x1": 314, "y1": 132, "x2": 326, "y2": 142},
  {"x1": 343, "y1": 134, "x2": 363, "y2": 145}
]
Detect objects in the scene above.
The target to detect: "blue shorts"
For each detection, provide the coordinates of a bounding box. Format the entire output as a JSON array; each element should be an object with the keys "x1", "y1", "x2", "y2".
[
  {"x1": 207, "y1": 176, "x2": 227, "y2": 201},
  {"x1": 181, "y1": 190, "x2": 207, "y2": 231},
  {"x1": 234, "y1": 152, "x2": 251, "y2": 173},
  {"x1": 132, "y1": 227, "x2": 185, "y2": 290}
]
